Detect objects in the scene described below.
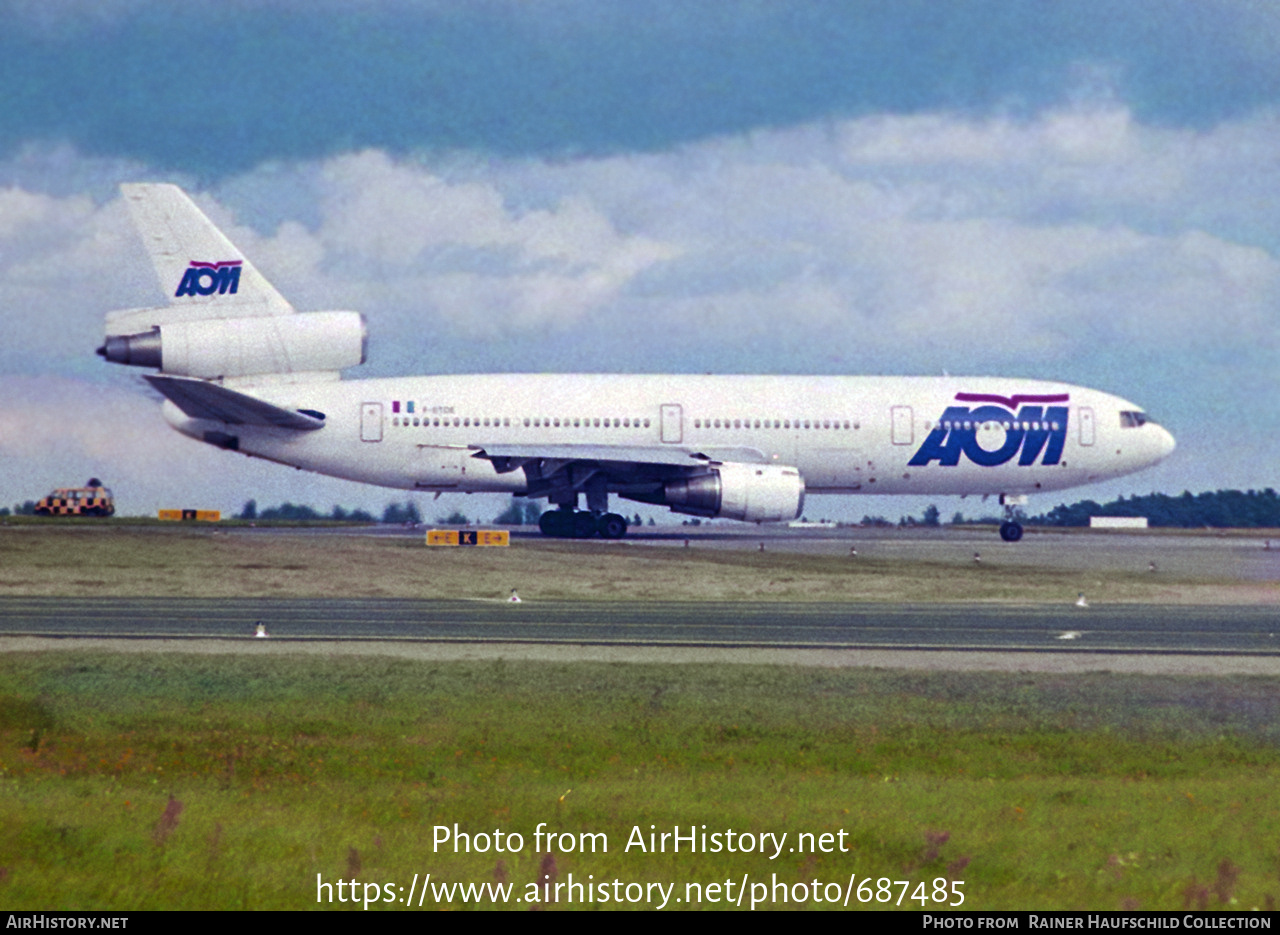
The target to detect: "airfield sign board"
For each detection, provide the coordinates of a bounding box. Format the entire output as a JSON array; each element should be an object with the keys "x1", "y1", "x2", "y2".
[{"x1": 426, "y1": 529, "x2": 510, "y2": 547}]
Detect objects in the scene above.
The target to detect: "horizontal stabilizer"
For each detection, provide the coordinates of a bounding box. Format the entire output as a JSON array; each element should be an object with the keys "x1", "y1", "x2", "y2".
[{"x1": 145, "y1": 375, "x2": 324, "y2": 431}]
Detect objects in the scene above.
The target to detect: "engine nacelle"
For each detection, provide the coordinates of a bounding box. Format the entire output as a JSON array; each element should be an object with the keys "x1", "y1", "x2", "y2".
[
  {"x1": 98, "y1": 311, "x2": 366, "y2": 379},
  {"x1": 663, "y1": 462, "x2": 805, "y2": 523}
]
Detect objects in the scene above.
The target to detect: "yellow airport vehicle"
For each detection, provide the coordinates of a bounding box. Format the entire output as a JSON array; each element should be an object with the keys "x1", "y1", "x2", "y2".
[
  {"x1": 34, "y1": 479, "x2": 115, "y2": 517},
  {"x1": 426, "y1": 529, "x2": 510, "y2": 547},
  {"x1": 158, "y1": 509, "x2": 222, "y2": 522}
]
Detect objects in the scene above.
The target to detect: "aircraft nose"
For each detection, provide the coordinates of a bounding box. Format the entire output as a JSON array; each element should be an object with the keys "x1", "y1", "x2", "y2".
[{"x1": 1154, "y1": 425, "x2": 1176, "y2": 460}]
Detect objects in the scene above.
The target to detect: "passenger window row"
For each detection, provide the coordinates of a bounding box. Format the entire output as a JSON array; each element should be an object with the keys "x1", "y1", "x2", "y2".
[
  {"x1": 391, "y1": 416, "x2": 654, "y2": 429},
  {"x1": 931, "y1": 420, "x2": 1062, "y2": 432},
  {"x1": 692, "y1": 418, "x2": 857, "y2": 430},
  {"x1": 389, "y1": 414, "x2": 860, "y2": 431}
]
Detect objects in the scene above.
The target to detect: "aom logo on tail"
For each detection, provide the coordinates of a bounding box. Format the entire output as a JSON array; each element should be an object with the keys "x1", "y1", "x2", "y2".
[
  {"x1": 909, "y1": 392, "x2": 1070, "y2": 467},
  {"x1": 175, "y1": 260, "x2": 242, "y2": 297}
]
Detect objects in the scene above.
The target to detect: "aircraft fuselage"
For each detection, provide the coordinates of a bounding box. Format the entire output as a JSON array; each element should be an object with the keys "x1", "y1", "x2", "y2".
[{"x1": 163, "y1": 373, "x2": 1175, "y2": 499}]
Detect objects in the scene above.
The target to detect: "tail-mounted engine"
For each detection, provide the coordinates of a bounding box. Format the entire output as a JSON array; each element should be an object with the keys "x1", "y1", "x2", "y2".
[{"x1": 98, "y1": 311, "x2": 366, "y2": 379}]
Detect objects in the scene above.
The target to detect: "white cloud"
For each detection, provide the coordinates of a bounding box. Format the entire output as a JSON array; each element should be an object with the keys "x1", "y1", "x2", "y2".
[
  {"x1": 9, "y1": 103, "x2": 1273, "y2": 368},
  {"x1": 0, "y1": 376, "x2": 192, "y2": 511},
  {"x1": 218, "y1": 150, "x2": 681, "y2": 334},
  {"x1": 1, "y1": 101, "x2": 1278, "y2": 508},
  {"x1": 0, "y1": 190, "x2": 145, "y2": 375}
]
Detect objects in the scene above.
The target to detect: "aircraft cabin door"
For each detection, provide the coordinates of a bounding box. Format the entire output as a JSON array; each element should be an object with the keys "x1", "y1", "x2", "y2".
[
  {"x1": 891, "y1": 406, "x2": 914, "y2": 446},
  {"x1": 361, "y1": 402, "x2": 383, "y2": 442},
  {"x1": 1078, "y1": 406, "x2": 1095, "y2": 446},
  {"x1": 660, "y1": 404, "x2": 683, "y2": 443}
]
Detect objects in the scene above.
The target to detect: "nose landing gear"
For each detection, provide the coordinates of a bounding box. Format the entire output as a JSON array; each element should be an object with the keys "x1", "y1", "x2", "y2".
[
  {"x1": 999, "y1": 520, "x2": 1023, "y2": 542},
  {"x1": 998, "y1": 494, "x2": 1027, "y2": 542}
]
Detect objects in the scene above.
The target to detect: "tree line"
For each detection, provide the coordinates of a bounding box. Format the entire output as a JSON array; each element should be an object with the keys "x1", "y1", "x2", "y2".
[
  {"x1": 237, "y1": 499, "x2": 418, "y2": 523},
  {"x1": 9, "y1": 488, "x2": 1276, "y2": 528},
  {"x1": 235, "y1": 497, "x2": 549, "y2": 526},
  {"x1": 1029, "y1": 489, "x2": 1280, "y2": 528}
]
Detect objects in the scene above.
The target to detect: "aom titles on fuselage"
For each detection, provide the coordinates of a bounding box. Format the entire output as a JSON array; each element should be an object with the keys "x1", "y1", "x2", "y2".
[{"x1": 98, "y1": 184, "x2": 1176, "y2": 541}]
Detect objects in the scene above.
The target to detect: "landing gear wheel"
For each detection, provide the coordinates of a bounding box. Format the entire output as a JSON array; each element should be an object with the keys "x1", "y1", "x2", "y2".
[
  {"x1": 573, "y1": 512, "x2": 600, "y2": 538},
  {"x1": 539, "y1": 510, "x2": 573, "y2": 537},
  {"x1": 538, "y1": 508, "x2": 624, "y2": 540},
  {"x1": 999, "y1": 521, "x2": 1024, "y2": 542},
  {"x1": 597, "y1": 513, "x2": 627, "y2": 539}
]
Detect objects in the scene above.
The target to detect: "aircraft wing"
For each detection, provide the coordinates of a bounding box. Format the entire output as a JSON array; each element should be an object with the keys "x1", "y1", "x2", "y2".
[
  {"x1": 145, "y1": 375, "x2": 325, "y2": 431},
  {"x1": 473, "y1": 443, "x2": 770, "y2": 474},
  {"x1": 472, "y1": 442, "x2": 772, "y2": 505}
]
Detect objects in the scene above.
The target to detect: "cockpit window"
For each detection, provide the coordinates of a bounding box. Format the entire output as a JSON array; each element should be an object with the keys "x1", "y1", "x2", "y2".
[{"x1": 1119, "y1": 411, "x2": 1150, "y2": 428}]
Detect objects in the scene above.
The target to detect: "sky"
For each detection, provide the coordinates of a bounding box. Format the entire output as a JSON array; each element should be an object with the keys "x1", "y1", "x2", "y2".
[{"x1": 0, "y1": 0, "x2": 1276, "y2": 523}]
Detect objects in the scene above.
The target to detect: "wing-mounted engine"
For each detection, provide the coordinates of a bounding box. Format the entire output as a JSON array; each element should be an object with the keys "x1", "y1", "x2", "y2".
[
  {"x1": 652, "y1": 462, "x2": 805, "y2": 523},
  {"x1": 98, "y1": 311, "x2": 367, "y2": 379}
]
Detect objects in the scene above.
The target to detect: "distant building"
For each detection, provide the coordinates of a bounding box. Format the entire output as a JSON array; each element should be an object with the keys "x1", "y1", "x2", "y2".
[{"x1": 1088, "y1": 516, "x2": 1149, "y2": 529}]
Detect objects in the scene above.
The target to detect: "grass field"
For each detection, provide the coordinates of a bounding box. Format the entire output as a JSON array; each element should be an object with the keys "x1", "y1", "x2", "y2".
[
  {"x1": 2, "y1": 525, "x2": 1277, "y2": 911},
  {"x1": 2, "y1": 654, "x2": 1280, "y2": 911},
  {"x1": 0, "y1": 525, "x2": 1272, "y2": 603}
]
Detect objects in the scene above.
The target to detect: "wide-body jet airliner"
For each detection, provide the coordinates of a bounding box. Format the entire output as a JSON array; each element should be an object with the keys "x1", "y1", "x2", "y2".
[{"x1": 99, "y1": 185, "x2": 1175, "y2": 541}]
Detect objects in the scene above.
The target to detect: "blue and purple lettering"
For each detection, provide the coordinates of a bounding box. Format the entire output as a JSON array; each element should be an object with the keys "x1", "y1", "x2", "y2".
[
  {"x1": 909, "y1": 404, "x2": 1069, "y2": 468},
  {"x1": 175, "y1": 260, "x2": 242, "y2": 297}
]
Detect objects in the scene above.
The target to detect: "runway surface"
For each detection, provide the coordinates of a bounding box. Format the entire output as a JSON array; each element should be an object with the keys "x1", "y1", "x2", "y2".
[{"x1": 1, "y1": 597, "x2": 1275, "y2": 655}]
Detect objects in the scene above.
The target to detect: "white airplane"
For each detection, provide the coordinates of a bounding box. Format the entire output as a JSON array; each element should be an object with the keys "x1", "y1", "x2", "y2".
[{"x1": 99, "y1": 184, "x2": 1176, "y2": 541}]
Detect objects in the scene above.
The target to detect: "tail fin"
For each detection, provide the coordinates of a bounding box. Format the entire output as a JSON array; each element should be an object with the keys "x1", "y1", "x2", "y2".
[
  {"x1": 109, "y1": 184, "x2": 294, "y2": 335},
  {"x1": 102, "y1": 184, "x2": 366, "y2": 381}
]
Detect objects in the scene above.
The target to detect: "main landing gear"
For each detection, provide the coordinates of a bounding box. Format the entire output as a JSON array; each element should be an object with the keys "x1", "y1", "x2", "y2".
[
  {"x1": 537, "y1": 477, "x2": 629, "y2": 539},
  {"x1": 539, "y1": 509, "x2": 628, "y2": 539}
]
